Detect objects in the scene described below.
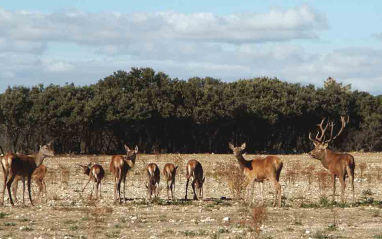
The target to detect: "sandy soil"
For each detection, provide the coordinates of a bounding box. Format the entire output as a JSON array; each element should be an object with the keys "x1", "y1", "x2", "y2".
[{"x1": 0, "y1": 152, "x2": 382, "y2": 238}]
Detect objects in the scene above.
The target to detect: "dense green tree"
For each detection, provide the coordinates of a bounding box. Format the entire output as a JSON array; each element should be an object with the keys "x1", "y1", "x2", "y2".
[{"x1": 0, "y1": 68, "x2": 380, "y2": 154}]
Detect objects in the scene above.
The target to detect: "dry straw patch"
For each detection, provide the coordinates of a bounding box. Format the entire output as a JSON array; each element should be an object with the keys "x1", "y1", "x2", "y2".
[
  {"x1": 58, "y1": 164, "x2": 71, "y2": 189},
  {"x1": 301, "y1": 164, "x2": 315, "y2": 185},
  {"x1": 316, "y1": 169, "x2": 331, "y2": 195},
  {"x1": 359, "y1": 162, "x2": 367, "y2": 179},
  {"x1": 215, "y1": 162, "x2": 248, "y2": 199},
  {"x1": 250, "y1": 206, "x2": 267, "y2": 235}
]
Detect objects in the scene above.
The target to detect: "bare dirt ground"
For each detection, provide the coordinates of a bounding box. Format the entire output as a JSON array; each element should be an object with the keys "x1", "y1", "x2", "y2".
[{"x1": 1, "y1": 152, "x2": 382, "y2": 239}]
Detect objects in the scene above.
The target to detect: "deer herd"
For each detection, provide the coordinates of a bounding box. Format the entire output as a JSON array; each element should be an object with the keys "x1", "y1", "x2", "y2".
[{"x1": 0, "y1": 116, "x2": 358, "y2": 207}]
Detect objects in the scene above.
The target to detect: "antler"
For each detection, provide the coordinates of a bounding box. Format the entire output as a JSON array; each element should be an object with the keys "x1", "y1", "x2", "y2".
[
  {"x1": 309, "y1": 117, "x2": 330, "y2": 143},
  {"x1": 325, "y1": 116, "x2": 349, "y2": 143}
]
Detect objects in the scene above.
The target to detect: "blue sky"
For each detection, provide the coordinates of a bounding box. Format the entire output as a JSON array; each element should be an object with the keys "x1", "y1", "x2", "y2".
[{"x1": 1, "y1": 0, "x2": 382, "y2": 94}]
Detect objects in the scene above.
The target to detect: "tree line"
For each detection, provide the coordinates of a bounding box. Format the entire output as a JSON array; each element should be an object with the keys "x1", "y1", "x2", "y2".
[{"x1": 0, "y1": 68, "x2": 381, "y2": 154}]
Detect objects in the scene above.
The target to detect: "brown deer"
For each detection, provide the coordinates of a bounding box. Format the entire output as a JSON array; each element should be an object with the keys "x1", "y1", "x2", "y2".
[
  {"x1": 229, "y1": 143, "x2": 283, "y2": 207},
  {"x1": 1, "y1": 143, "x2": 55, "y2": 206},
  {"x1": 163, "y1": 163, "x2": 178, "y2": 200},
  {"x1": 110, "y1": 145, "x2": 138, "y2": 203},
  {"x1": 185, "y1": 159, "x2": 205, "y2": 200},
  {"x1": 146, "y1": 163, "x2": 160, "y2": 200},
  {"x1": 12, "y1": 164, "x2": 48, "y2": 203},
  {"x1": 79, "y1": 163, "x2": 105, "y2": 199},
  {"x1": 308, "y1": 116, "x2": 355, "y2": 202}
]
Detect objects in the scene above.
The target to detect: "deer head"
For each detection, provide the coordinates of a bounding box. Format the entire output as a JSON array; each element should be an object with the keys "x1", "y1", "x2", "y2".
[
  {"x1": 35, "y1": 142, "x2": 55, "y2": 166},
  {"x1": 78, "y1": 163, "x2": 92, "y2": 175},
  {"x1": 124, "y1": 144, "x2": 138, "y2": 167},
  {"x1": 308, "y1": 116, "x2": 349, "y2": 159},
  {"x1": 229, "y1": 142, "x2": 246, "y2": 156},
  {"x1": 124, "y1": 145, "x2": 138, "y2": 157},
  {"x1": 39, "y1": 142, "x2": 55, "y2": 157}
]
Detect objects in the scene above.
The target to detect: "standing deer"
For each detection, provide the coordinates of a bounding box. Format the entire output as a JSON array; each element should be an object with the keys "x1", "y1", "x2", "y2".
[
  {"x1": 79, "y1": 163, "x2": 105, "y2": 199},
  {"x1": 110, "y1": 145, "x2": 138, "y2": 203},
  {"x1": 185, "y1": 159, "x2": 205, "y2": 200},
  {"x1": 12, "y1": 164, "x2": 48, "y2": 203},
  {"x1": 229, "y1": 143, "x2": 283, "y2": 207},
  {"x1": 308, "y1": 116, "x2": 355, "y2": 202},
  {"x1": 1, "y1": 143, "x2": 55, "y2": 206},
  {"x1": 146, "y1": 163, "x2": 160, "y2": 200},
  {"x1": 163, "y1": 163, "x2": 178, "y2": 200}
]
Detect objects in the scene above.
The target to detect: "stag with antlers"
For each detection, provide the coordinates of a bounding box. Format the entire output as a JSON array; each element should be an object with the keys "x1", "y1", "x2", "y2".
[
  {"x1": 229, "y1": 143, "x2": 283, "y2": 207},
  {"x1": 1, "y1": 143, "x2": 55, "y2": 206},
  {"x1": 308, "y1": 116, "x2": 355, "y2": 202}
]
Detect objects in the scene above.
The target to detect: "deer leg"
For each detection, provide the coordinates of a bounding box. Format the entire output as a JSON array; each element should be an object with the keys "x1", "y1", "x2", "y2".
[
  {"x1": 339, "y1": 176, "x2": 346, "y2": 203},
  {"x1": 192, "y1": 180, "x2": 197, "y2": 200},
  {"x1": 27, "y1": 175, "x2": 34, "y2": 206},
  {"x1": 245, "y1": 182, "x2": 250, "y2": 202},
  {"x1": 2, "y1": 168, "x2": 7, "y2": 205},
  {"x1": 348, "y1": 167, "x2": 355, "y2": 202},
  {"x1": 270, "y1": 178, "x2": 281, "y2": 207},
  {"x1": 166, "y1": 180, "x2": 170, "y2": 199},
  {"x1": 332, "y1": 174, "x2": 336, "y2": 202},
  {"x1": 88, "y1": 180, "x2": 94, "y2": 199},
  {"x1": 22, "y1": 177, "x2": 26, "y2": 204},
  {"x1": 117, "y1": 180, "x2": 121, "y2": 203},
  {"x1": 95, "y1": 180, "x2": 99, "y2": 199},
  {"x1": 11, "y1": 177, "x2": 18, "y2": 203},
  {"x1": 276, "y1": 181, "x2": 282, "y2": 207},
  {"x1": 81, "y1": 178, "x2": 91, "y2": 193},
  {"x1": 260, "y1": 182, "x2": 264, "y2": 204},
  {"x1": 123, "y1": 176, "x2": 126, "y2": 203},
  {"x1": 170, "y1": 181, "x2": 174, "y2": 200},
  {"x1": 6, "y1": 174, "x2": 16, "y2": 206},
  {"x1": 113, "y1": 177, "x2": 117, "y2": 202},
  {"x1": 99, "y1": 179, "x2": 102, "y2": 199},
  {"x1": 185, "y1": 178, "x2": 189, "y2": 200},
  {"x1": 351, "y1": 174, "x2": 355, "y2": 203},
  {"x1": 147, "y1": 183, "x2": 151, "y2": 200},
  {"x1": 173, "y1": 180, "x2": 175, "y2": 200},
  {"x1": 36, "y1": 180, "x2": 43, "y2": 202}
]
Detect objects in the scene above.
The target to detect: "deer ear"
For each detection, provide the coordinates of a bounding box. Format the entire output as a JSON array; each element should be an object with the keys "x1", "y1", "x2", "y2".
[
  {"x1": 241, "y1": 143, "x2": 246, "y2": 150},
  {"x1": 175, "y1": 166, "x2": 178, "y2": 170},
  {"x1": 124, "y1": 144, "x2": 130, "y2": 152},
  {"x1": 228, "y1": 143, "x2": 234, "y2": 150},
  {"x1": 135, "y1": 146, "x2": 138, "y2": 153},
  {"x1": 323, "y1": 143, "x2": 329, "y2": 149}
]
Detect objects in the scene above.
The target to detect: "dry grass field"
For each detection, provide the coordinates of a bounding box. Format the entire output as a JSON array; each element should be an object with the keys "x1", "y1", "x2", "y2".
[{"x1": 1, "y1": 152, "x2": 382, "y2": 238}]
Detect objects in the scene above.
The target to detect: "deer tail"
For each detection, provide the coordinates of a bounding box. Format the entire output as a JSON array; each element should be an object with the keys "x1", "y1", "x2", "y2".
[{"x1": 274, "y1": 159, "x2": 283, "y2": 182}]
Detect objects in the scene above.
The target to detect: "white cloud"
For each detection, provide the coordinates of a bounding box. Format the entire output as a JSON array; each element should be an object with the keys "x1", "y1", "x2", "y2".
[
  {"x1": 43, "y1": 60, "x2": 75, "y2": 72},
  {"x1": 1, "y1": 6, "x2": 382, "y2": 94},
  {"x1": 0, "y1": 5, "x2": 326, "y2": 45}
]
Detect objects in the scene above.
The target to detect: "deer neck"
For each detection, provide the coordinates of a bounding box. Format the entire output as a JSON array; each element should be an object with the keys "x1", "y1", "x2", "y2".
[
  {"x1": 319, "y1": 149, "x2": 335, "y2": 169},
  {"x1": 34, "y1": 151, "x2": 47, "y2": 167},
  {"x1": 235, "y1": 154, "x2": 252, "y2": 171},
  {"x1": 128, "y1": 153, "x2": 137, "y2": 165}
]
